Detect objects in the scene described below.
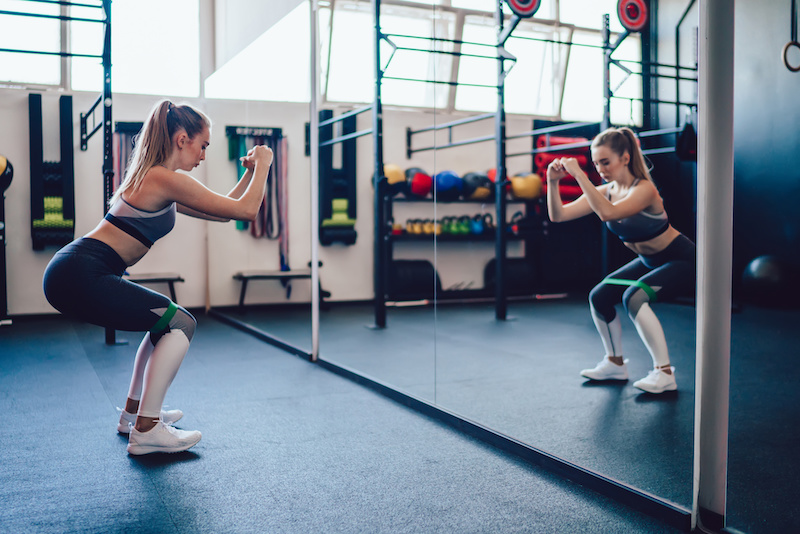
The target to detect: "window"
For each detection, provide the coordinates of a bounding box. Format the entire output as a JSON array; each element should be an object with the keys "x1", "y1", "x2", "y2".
[
  {"x1": 205, "y1": 1, "x2": 310, "y2": 102},
  {"x1": 324, "y1": 2, "x2": 455, "y2": 108},
  {"x1": 71, "y1": 0, "x2": 200, "y2": 97},
  {"x1": 0, "y1": 0, "x2": 62, "y2": 86},
  {"x1": 0, "y1": 0, "x2": 199, "y2": 96},
  {"x1": 456, "y1": 15, "x2": 572, "y2": 117}
]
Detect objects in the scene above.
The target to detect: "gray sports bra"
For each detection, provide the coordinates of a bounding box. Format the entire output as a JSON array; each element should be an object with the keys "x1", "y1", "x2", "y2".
[
  {"x1": 604, "y1": 181, "x2": 669, "y2": 243},
  {"x1": 104, "y1": 198, "x2": 176, "y2": 248}
]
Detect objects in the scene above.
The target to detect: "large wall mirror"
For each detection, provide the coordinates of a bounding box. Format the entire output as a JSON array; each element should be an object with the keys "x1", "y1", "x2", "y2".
[
  {"x1": 310, "y1": 0, "x2": 698, "y2": 524},
  {"x1": 206, "y1": 100, "x2": 314, "y2": 356}
]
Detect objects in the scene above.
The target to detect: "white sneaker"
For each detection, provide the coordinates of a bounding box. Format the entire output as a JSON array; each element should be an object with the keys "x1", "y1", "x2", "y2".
[
  {"x1": 633, "y1": 367, "x2": 677, "y2": 394},
  {"x1": 580, "y1": 357, "x2": 629, "y2": 381},
  {"x1": 127, "y1": 420, "x2": 201, "y2": 455},
  {"x1": 117, "y1": 408, "x2": 183, "y2": 434}
]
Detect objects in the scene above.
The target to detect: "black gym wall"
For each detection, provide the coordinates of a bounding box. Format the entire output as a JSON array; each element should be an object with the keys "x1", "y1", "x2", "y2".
[
  {"x1": 730, "y1": 0, "x2": 800, "y2": 281},
  {"x1": 658, "y1": 0, "x2": 800, "y2": 290}
]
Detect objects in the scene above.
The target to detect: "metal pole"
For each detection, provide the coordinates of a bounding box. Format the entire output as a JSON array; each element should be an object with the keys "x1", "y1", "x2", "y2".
[
  {"x1": 600, "y1": 14, "x2": 611, "y2": 277},
  {"x1": 693, "y1": 0, "x2": 735, "y2": 531},
  {"x1": 309, "y1": 0, "x2": 320, "y2": 361},
  {"x1": 373, "y1": 0, "x2": 387, "y2": 328},
  {"x1": 101, "y1": 0, "x2": 117, "y2": 346},
  {"x1": 494, "y1": 0, "x2": 507, "y2": 320},
  {"x1": 602, "y1": 14, "x2": 611, "y2": 131}
]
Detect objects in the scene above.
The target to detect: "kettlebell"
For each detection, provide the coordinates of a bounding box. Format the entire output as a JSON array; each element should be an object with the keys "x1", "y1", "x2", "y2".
[
  {"x1": 457, "y1": 215, "x2": 471, "y2": 234},
  {"x1": 508, "y1": 211, "x2": 524, "y2": 235},
  {"x1": 482, "y1": 213, "x2": 494, "y2": 231},
  {"x1": 469, "y1": 214, "x2": 484, "y2": 235},
  {"x1": 406, "y1": 218, "x2": 423, "y2": 234},
  {"x1": 442, "y1": 216, "x2": 457, "y2": 234},
  {"x1": 422, "y1": 219, "x2": 435, "y2": 234}
]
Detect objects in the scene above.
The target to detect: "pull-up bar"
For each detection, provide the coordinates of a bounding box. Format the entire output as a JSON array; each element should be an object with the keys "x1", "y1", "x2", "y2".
[
  {"x1": 405, "y1": 113, "x2": 495, "y2": 158},
  {"x1": 25, "y1": 0, "x2": 103, "y2": 8},
  {"x1": 319, "y1": 128, "x2": 373, "y2": 149},
  {"x1": 0, "y1": 9, "x2": 104, "y2": 24},
  {"x1": 318, "y1": 105, "x2": 372, "y2": 128},
  {"x1": 0, "y1": 48, "x2": 102, "y2": 59}
]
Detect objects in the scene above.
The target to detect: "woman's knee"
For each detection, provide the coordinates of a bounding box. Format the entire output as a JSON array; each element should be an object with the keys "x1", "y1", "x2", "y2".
[
  {"x1": 150, "y1": 304, "x2": 196, "y2": 343},
  {"x1": 173, "y1": 307, "x2": 197, "y2": 341},
  {"x1": 623, "y1": 286, "x2": 651, "y2": 319},
  {"x1": 589, "y1": 284, "x2": 617, "y2": 322}
]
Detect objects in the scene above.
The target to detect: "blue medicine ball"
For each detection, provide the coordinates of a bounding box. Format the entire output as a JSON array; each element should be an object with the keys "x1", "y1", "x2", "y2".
[{"x1": 434, "y1": 170, "x2": 462, "y2": 201}]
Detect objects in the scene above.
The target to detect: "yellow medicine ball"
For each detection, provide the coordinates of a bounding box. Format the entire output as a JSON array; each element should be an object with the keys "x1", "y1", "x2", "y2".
[
  {"x1": 384, "y1": 163, "x2": 405, "y2": 185},
  {"x1": 510, "y1": 173, "x2": 542, "y2": 199},
  {"x1": 0, "y1": 155, "x2": 13, "y2": 191}
]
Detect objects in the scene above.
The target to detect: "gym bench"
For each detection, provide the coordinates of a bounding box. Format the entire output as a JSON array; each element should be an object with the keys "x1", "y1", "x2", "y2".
[
  {"x1": 125, "y1": 272, "x2": 185, "y2": 302},
  {"x1": 233, "y1": 269, "x2": 322, "y2": 310}
]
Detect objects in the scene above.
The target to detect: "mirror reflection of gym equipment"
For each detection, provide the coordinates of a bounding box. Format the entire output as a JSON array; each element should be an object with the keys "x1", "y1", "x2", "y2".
[{"x1": 2, "y1": 1, "x2": 798, "y2": 533}]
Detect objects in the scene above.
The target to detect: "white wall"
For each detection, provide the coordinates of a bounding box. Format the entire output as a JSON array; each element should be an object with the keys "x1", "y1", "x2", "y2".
[
  {"x1": 213, "y1": 0, "x2": 305, "y2": 69},
  {"x1": 0, "y1": 86, "x2": 537, "y2": 316}
]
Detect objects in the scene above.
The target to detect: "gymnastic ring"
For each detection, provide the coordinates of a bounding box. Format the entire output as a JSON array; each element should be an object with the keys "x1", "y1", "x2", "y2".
[
  {"x1": 617, "y1": 0, "x2": 649, "y2": 33},
  {"x1": 783, "y1": 41, "x2": 800, "y2": 72},
  {"x1": 505, "y1": 0, "x2": 541, "y2": 19}
]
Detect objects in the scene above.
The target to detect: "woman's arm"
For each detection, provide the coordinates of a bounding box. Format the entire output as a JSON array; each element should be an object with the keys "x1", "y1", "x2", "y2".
[
  {"x1": 559, "y1": 157, "x2": 656, "y2": 222},
  {"x1": 176, "y1": 204, "x2": 230, "y2": 222},
  {"x1": 152, "y1": 145, "x2": 273, "y2": 221},
  {"x1": 226, "y1": 148, "x2": 257, "y2": 200},
  {"x1": 546, "y1": 160, "x2": 596, "y2": 222}
]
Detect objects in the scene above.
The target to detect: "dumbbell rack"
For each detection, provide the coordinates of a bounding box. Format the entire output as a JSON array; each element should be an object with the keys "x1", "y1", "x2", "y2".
[{"x1": 386, "y1": 196, "x2": 532, "y2": 301}]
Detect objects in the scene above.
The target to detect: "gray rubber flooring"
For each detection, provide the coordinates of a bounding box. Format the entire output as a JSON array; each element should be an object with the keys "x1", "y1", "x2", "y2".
[
  {"x1": 219, "y1": 296, "x2": 800, "y2": 534},
  {"x1": 0, "y1": 314, "x2": 687, "y2": 533}
]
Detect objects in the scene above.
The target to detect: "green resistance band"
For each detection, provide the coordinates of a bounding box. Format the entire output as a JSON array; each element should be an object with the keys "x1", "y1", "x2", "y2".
[
  {"x1": 150, "y1": 301, "x2": 178, "y2": 335},
  {"x1": 603, "y1": 278, "x2": 658, "y2": 302}
]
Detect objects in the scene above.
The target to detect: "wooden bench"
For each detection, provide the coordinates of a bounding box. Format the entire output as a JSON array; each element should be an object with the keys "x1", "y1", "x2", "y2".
[
  {"x1": 125, "y1": 272, "x2": 185, "y2": 302},
  {"x1": 233, "y1": 269, "x2": 314, "y2": 309}
]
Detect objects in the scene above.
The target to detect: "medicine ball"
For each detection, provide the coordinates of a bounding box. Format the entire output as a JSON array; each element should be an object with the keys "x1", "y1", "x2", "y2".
[
  {"x1": 405, "y1": 167, "x2": 432, "y2": 198},
  {"x1": 0, "y1": 155, "x2": 13, "y2": 192},
  {"x1": 487, "y1": 168, "x2": 511, "y2": 195},
  {"x1": 462, "y1": 172, "x2": 493, "y2": 200},
  {"x1": 510, "y1": 173, "x2": 543, "y2": 200},
  {"x1": 741, "y1": 255, "x2": 798, "y2": 308},
  {"x1": 384, "y1": 163, "x2": 407, "y2": 196},
  {"x1": 434, "y1": 170, "x2": 462, "y2": 201}
]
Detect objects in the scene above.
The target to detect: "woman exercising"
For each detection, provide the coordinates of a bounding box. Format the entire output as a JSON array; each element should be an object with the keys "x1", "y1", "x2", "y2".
[
  {"x1": 546, "y1": 127, "x2": 695, "y2": 394},
  {"x1": 43, "y1": 100, "x2": 273, "y2": 454}
]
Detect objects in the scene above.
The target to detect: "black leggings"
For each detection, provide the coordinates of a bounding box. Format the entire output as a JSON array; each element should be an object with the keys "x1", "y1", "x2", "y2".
[
  {"x1": 43, "y1": 238, "x2": 195, "y2": 339},
  {"x1": 590, "y1": 234, "x2": 696, "y2": 322}
]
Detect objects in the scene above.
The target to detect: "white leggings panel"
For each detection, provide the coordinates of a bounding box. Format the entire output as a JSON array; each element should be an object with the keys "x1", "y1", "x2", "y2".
[
  {"x1": 591, "y1": 304, "x2": 623, "y2": 358},
  {"x1": 630, "y1": 302, "x2": 671, "y2": 368},
  {"x1": 137, "y1": 330, "x2": 190, "y2": 419}
]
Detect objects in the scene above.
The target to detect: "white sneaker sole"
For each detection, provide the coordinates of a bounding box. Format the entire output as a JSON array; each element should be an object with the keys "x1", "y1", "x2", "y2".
[
  {"x1": 581, "y1": 371, "x2": 629, "y2": 381},
  {"x1": 126, "y1": 434, "x2": 201, "y2": 456},
  {"x1": 633, "y1": 381, "x2": 678, "y2": 394}
]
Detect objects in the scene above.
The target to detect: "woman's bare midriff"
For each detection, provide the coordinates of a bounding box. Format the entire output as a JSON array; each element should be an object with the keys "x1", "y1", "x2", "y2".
[
  {"x1": 84, "y1": 220, "x2": 150, "y2": 266},
  {"x1": 623, "y1": 225, "x2": 681, "y2": 256}
]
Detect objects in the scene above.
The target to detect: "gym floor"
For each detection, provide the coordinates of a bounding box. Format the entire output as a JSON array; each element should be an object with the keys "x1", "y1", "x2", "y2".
[
  {"x1": 2, "y1": 314, "x2": 688, "y2": 534},
  {"x1": 216, "y1": 295, "x2": 800, "y2": 534},
  {"x1": 1, "y1": 298, "x2": 796, "y2": 533}
]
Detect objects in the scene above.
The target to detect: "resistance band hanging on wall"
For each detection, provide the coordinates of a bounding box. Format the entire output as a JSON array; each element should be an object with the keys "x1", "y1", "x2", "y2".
[
  {"x1": 113, "y1": 122, "x2": 144, "y2": 193},
  {"x1": 226, "y1": 127, "x2": 293, "y2": 296},
  {"x1": 29, "y1": 94, "x2": 75, "y2": 251}
]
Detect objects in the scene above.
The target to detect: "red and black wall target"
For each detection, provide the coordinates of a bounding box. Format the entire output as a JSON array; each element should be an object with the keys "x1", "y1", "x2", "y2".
[
  {"x1": 505, "y1": 0, "x2": 541, "y2": 19},
  {"x1": 617, "y1": 0, "x2": 649, "y2": 32}
]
